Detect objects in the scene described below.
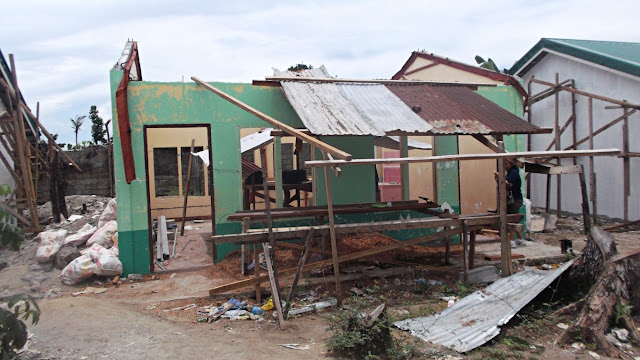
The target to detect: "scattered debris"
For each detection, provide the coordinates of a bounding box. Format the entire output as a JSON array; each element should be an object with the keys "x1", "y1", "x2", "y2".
[
  {"x1": 459, "y1": 265, "x2": 498, "y2": 284},
  {"x1": 72, "y1": 286, "x2": 107, "y2": 296},
  {"x1": 128, "y1": 273, "x2": 142, "y2": 281},
  {"x1": 557, "y1": 323, "x2": 569, "y2": 330},
  {"x1": 279, "y1": 343, "x2": 311, "y2": 350},
  {"x1": 289, "y1": 298, "x2": 338, "y2": 316},
  {"x1": 54, "y1": 244, "x2": 81, "y2": 270}
]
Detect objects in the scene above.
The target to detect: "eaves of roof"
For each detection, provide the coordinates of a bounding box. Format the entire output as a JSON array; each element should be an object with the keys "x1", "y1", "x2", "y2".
[{"x1": 509, "y1": 38, "x2": 640, "y2": 78}]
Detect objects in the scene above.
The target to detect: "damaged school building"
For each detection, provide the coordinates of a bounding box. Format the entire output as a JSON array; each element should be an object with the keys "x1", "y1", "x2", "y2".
[{"x1": 109, "y1": 39, "x2": 620, "y2": 282}]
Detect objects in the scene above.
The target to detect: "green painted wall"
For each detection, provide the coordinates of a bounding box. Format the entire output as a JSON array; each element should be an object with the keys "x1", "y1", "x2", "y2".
[
  {"x1": 476, "y1": 85, "x2": 527, "y2": 234},
  {"x1": 110, "y1": 70, "x2": 305, "y2": 274},
  {"x1": 313, "y1": 136, "x2": 376, "y2": 206},
  {"x1": 433, "y1": 135, "x2": 460, "y2": 214}
]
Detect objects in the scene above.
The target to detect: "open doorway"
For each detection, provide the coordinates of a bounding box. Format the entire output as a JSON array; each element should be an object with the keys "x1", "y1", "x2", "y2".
[{"x1": 143, "y1": 125, "x2": 214, "y2": 272}]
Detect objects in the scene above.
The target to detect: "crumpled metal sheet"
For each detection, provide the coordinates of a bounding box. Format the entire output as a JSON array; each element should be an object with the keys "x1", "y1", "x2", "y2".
[{"x1": 394, "y1": 260, "x2": 575, "y2": 353}]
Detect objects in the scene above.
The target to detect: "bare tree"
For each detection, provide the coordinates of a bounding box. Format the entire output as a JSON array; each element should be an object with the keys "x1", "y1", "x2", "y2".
[{"x1": 70, "y1": 115, "x2": 86, "y2": 147}]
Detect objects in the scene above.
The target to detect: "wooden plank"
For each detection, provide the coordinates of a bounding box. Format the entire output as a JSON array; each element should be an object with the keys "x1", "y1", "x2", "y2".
[
  {"x1": 578, "y1": 165, "x2": 591, "y2": 235},
  {"x1": 0, "y1": 201, "x2": 31, "y2": 226},
  {"x1": 209, "y1": 227, "x2": 462, "y2": 295},
  {"x1": 276, "y1": 241, "x2": 332, "y2": 256},
  {"x1": 283, "y1": 228, "x2": 315, "y2": 318},
  {"x1": 191, "y1": 76, "x2": 352, "y2": 161},
  {"x1": 254, "y1": 242, "x2": 261, "y2": 303},
  {"x1": 264, "y1": 76, "x2": 498, "y2": 87},
  {"x1": 180, "y1": 139, "x2": 195, "y2": 236},
  {"x1": 274, "y1": 136, "x2": 283, "y2": 207},
  {"x1": 213, "y1": 214, "x2": 524, "y2": 244},
  {"x1": 548, "y1": 165, "x2": 583, "y2": 175},
  {"x1": 471, "y1": 134, "x2": 524, "y2": 168},
  {"x1": 497, "y1": 141, "x2": 512, "y2": 276},
  {"x1": 469, "y1": 231, "x2": 476, "y2": 270},
  {"x1": 399, "y1": 136, "x2": 409, "y2": 200},
  {"x1": 554, "y1": 73, "x2": 561, "y2": 218},
  {"x1": 304, "y1": 148, "x2": 621, "y2": 168},
  {"x1": 562, "y1": 109, "x2": 636, "y2": 151},
  {"x1": 462, "y1": 221, "x2": 469, "y2": 283},
  {"x1": 323, "y1": 152, "x2": 342, "y2": 301},
  {"x1": 241, "y1": 217, "x2": 250, "y2": 275},
  {"x1": 261, "y1": 242, "x2": 285, "y2": 328},
  {"x1": 622, "y1": 108, "x2": 630, "y2": 221},
  {"x1": 484, "y1": 254, "x2": 525, "y2": 261},
  {"x1": 530, "y1": 78, "x2": 640, "y2": 110}
]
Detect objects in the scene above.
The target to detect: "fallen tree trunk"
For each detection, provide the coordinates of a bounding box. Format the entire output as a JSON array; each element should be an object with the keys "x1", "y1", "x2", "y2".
[{"x1": 558, "y1": 226, "x2": 640, "y2": 358}]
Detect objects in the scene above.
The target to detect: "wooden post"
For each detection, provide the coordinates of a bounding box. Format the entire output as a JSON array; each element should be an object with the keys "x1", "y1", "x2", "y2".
[
  {"x1": 283, "y1": 227, "x2": 315, "y2": 318},
  {"x1": 571, "y1": 80, "x2": 577, "y2": 166},
  {"x1": 34, "y1": 102, "x2": 39, "y2": 203},
  {"x1": 241, "y1": 217, "x2": 250, "y2": 275},
  {"x1": 399, "y1": 135, "x2": 410, "y2": 200},
  {"x1": 526, "y1": 78, "x2": 532, "y2": 198},
  {"x1": 462, "y1": 221, "x2": 469, "y2": 283},
  {"x1": 554, "y1": 73, "x2": 562, "y2": 217},
  {"x1": 254, "y1": 243, "x2": 261, "y2": 302},
  {"x1": 9, "y1": 54, "x2": 39, "y2": 230},
  {"x1": 180, "y1": 139, "x2": 195, "y2": 236},
  {"x1": 497, "y1": 141, "x2": 512, "y2": 276},
  {"x1": 545, "y1": 174, "x2": 551, "y2": 214},
  {"x1": 322, "y1": 152, "x2": 342, "y2": 302},
  {"x1": 260, "y1": 148, "x2": 284, "y2": 323},
  {"x1": 273, "y1": 135, "x2": 283, "y2": 208},
  {"x1": 622, "y1": 106, "x2": 630, "y2": 222},
  {"x1": 588, "y1": 98, "x2": 598, "y2": 225},
  {"x1": 444, "y1": 224, "x2": 451, "y2": 265},
  {"x1": 469, "y1": 230, "x2": 476, "y2": 269},
  {"x1": 578, "y1": 165, "x2": 591, "y2": 235},
  {"x1": 262, "y1": 242, "x2": 285, "y2": 328}
]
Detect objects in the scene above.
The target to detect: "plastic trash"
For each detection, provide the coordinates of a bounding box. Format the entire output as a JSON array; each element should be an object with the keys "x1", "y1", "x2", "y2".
[
  {"x1": 261, "y1": 297, "x2": 274, "y2": 311},
  {"x1": 251, "y1": 306, "x2": 265, "y2": 316}
]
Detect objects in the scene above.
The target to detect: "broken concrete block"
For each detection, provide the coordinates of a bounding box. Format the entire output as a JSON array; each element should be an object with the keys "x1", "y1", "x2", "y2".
[
  {"x1": 128, "y1": 273, "x2": 142, "y2": 281},
  {"x1": 541, "y1": 213, "x2": 557, "y2": 232},
  {"x1": 612, "y1": 328, "x2": 629, "y2": 342},
  {"x1": 460, "y1": 265, "x2": 499, "y2": 284},
  {"x1": 529, "y1": 216, "x2": 545, "y2": 232},
  {"x1": 55, "y1": 244, "x2": 81, "y2": 270}
]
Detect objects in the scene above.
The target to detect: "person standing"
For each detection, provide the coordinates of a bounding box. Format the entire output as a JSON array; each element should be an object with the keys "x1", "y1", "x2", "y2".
[{"x1": 496, "y1": 160, "x2": 525, "y2": 247}]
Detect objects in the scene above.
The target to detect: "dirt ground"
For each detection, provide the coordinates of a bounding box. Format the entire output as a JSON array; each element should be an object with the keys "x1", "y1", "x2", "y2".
[{"x1": 1, "y1": 199, "x2": 639, "y2": 359}]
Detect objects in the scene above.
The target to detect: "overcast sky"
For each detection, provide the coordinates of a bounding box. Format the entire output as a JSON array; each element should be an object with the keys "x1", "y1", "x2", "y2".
[{"x1": 1, "y1": 0, "x2": 639, "y2": 145}]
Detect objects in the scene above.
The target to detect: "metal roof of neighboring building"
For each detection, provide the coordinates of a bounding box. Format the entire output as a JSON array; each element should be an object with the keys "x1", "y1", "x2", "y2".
[
  {"x1": 386, "y1": 84, "x2": 543, "y2": 135},
  {"x1": 241, "y1": 128, "x2": 273, "y2": 153},
  {"x1": 509, "y1": 38, "x2": 640, "y2": 78},
  {"x1": 394, "y1": 260, "x2": 575, "y2": 353}
]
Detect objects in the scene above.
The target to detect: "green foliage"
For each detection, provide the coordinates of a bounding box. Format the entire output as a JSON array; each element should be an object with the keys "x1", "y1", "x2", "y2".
[
  {"x1": 0, "y1": 184, "x2": 24, "y2": 251},
  {"x1": 0, "y1": 294, "x2": 40, "y2": 359},
  {"x1": 287, "y1": 63, "x2": 313, "y2": 72},
  {"x1": 613, "y1": 302, "x2": 632, "y2": 327},
  {"x1": 89, "y1": 105, "x2": 106, "y2": 145},
  {"x1": 501, "y1": 336, "x2": 530, "y2": 352},
  {"x1": 326, "y1": 290, "x2": 417, "y2": 359}
]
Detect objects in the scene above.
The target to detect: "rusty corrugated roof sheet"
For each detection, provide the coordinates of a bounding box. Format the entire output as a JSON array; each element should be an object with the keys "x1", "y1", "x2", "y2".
[
  {"x1": 394, "y1": 260, "x2": 575, "y2": 353},
  {"x1": 386, "y1": 84, "x2": 541, "y2": 135},
  {"x1": 241, "y1": 158, "x2": 261, "y2": 180}
]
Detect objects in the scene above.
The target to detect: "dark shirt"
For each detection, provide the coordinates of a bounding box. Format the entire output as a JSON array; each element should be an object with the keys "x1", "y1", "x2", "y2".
[{"x1": 506, "y1": 167, "x2": 523, "y2": 201}]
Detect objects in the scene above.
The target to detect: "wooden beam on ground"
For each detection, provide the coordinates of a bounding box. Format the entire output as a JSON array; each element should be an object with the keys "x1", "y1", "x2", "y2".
[
  {"x1": 180, "y1": 139, "x2": 195, "y2": 236},
  {"x1": 191, "y1": 76, "x2": 352, "y2": 161},
  {"x1": 305, "y1": 148, "x2": 621, "y2": 168},
  {"x1": 209, "y1": 227, "x2": 462, "y2": 296},
  {"x1": 497, "y1": 141, "x2": 512, "y2": 276}
]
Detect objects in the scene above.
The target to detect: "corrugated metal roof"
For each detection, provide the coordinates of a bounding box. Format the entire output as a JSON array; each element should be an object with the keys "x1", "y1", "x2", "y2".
[
  {"x1": 241, "y1": 129, "x2": 273, "y2": 153},
  {"x1": 273, "y1": 65, "x2": 332, "y2": 78},
  {"x1": 386, "y1": 84, "x2": 541, "y2": 135},
  {"x1": 510, "y1": 38, "x2": 640, "y2": 78},
  {"x1": 279, "y1": 82, "x2": 433, "y2": 136},
  {"x1": 280, "y1": 81, "x2": 384, "y2": 136},
  {"x1": 338, "y1": 84, "x2": 433, "y2": 134},
  {"x1": 394, "y1": 260, "x2": 575, "y2": 353},
  {"x1": 241, "y1": 158, "x2": 261, "y2": 180}
]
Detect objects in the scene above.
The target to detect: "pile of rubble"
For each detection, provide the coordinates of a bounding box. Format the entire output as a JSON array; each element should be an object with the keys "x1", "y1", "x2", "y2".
[{"x1": 32, "y1": 197, "x2": 123, "y2": 285}]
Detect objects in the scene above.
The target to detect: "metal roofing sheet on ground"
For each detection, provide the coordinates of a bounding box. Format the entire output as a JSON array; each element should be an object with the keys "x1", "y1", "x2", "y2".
[
  {"x1": 386, "y1": 84, "x2": 542, "y2": 135},
  {"x1": 394, "y1": 260, "x2": 575, "y2": 353}
]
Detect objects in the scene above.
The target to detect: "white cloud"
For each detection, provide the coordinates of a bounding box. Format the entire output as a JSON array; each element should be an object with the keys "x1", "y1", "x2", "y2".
[{"x1": 1, "y1": 0, "x2": 639, "y2": 144}]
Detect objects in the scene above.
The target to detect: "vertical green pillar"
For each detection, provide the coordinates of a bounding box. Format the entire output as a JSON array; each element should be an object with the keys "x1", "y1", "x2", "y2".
[
  {"x1": 433, "y1": 135, "x2": 460, "y2": 214},
  {"x1": 273, "y1": 136, "x2": 283, "y2": 208},
  {"x1": 399, "y1": 136, "x2": 410, "y2": 200}
]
